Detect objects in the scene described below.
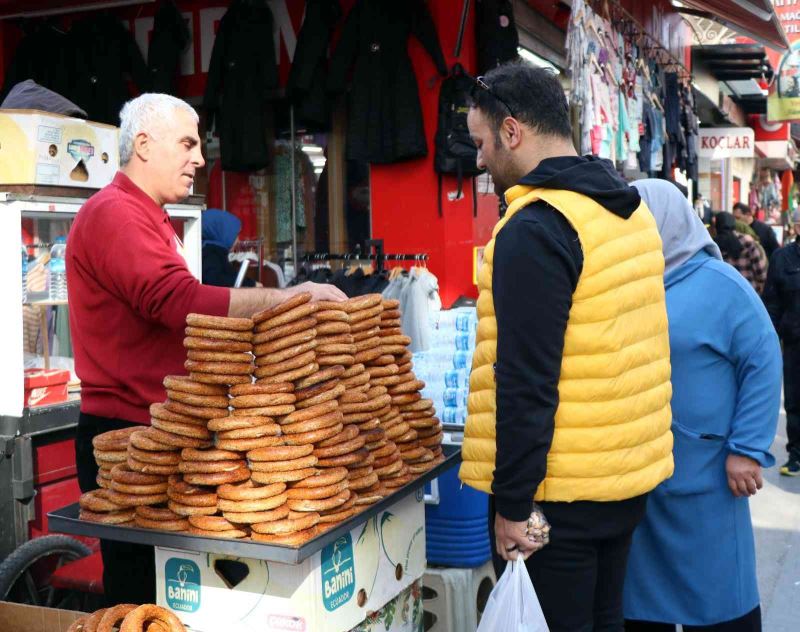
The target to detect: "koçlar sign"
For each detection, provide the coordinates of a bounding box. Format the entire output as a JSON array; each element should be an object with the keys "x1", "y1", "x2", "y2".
[{"x1": 697, "y1": 128, "x2": 755, "y2": 159}]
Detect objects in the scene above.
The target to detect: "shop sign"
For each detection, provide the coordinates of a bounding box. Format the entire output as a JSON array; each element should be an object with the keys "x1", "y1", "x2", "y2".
[
  {"x1": 766, "y1": 2, "x2": 800, "y2": 122},
  {"x1": 749, "y1": 114, "x2": 790, "y2": 142},
  {"x1": 697, "y1": 128, "x2": 754, "y2": 158}
]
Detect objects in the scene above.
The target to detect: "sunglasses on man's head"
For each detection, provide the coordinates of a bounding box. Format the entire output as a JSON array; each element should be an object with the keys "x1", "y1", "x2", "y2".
[{"x1": 470, "y1": 75, "x2": 516, "y2": 119}]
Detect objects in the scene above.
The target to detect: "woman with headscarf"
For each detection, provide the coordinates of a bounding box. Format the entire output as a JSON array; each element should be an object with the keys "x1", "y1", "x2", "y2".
[
  {"x1": 201, "y1": 209, "x2": 256, "y2": 288},
  {"x1": 623, "y1": 180, "x2": 781, "y2": 632},
  {"x1": 714, "y1": 211, "x2": 768, "y2": 294}
]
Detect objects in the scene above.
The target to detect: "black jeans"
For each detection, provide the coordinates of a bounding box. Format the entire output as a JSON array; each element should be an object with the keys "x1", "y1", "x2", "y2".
[
  {"x1": 489, "y1": 494, "x2": 648, "y2": 632},
  {"x1": 75, "y1": 412, "x2": 155, "y2": 606},
  {"x1": 625, "y1": 606, "x2": 762, "y2": 631},
  {"x1": 784, "y1": 342, "x2": 800, "y2": 460}
]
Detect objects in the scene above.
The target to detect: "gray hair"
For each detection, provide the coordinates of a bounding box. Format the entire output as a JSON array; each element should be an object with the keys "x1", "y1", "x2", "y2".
[{"x1": 118, "y1": 94, "x2": 199, "y2": 166}]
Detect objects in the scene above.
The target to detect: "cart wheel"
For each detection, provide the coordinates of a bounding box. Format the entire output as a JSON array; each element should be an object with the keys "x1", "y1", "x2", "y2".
[{"x1": 0, "y1": 535, "x2": 91, "y2": 607}]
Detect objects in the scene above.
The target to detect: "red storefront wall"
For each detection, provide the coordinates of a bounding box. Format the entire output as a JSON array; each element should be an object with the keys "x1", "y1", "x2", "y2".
[
  {"x1": 371, "y1": 0, "x2": 689, "y2": 306},
  {"x1": 370, "y1": 0, "x2": 498, "y2": 307}
]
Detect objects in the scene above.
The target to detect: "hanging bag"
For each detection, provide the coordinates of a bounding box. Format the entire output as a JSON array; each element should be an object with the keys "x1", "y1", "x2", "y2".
[
  {"x1": 476, "y1": 556, "x2": 549, "y2": 632},
  {"x1": 433, "y1": 63, "x2": 483, "y2": 217}
]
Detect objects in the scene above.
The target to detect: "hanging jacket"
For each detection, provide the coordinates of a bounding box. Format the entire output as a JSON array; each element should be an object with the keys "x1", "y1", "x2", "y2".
[
  {"x1": 287, "y1": 0, "x2": 342, "y2": 129},
  {"x1": 459, "y1": 158, "x2": 674, "y2": 508},
  {"x1": 0, "y1": 21, "x2": 71, "y2": 103},
  {"x1": 148, "y1": 0, "x2": 191, "y2": 95},
  {"x1": 64, "y1": 15, "x2": 150, "y2": 125},
  {"x1": 203, "y1": 0, "x2": 278, "y2": 171},
  {"x1": 327, "y1": 0, "x2": 447, "y2": 163},
  {"x1": 475, "y1": 0, "x2": 519, "y2": 74}
]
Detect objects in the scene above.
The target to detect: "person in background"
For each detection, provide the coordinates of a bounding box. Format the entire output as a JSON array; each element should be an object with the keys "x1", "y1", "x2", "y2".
[
  {"x1": 459, "y1": 63, "x2": 674, "y2": 631},
  {"x1": 714, "y1": 212, "x2": 768, "y2": 295},
  {"x1": 66, "y1": 93, "x2": 344, "y2": 606},
  {"x1": 201, "y1": 208, "x2": 256, "y2": 288},
  {"x1": 763, "y1": 209, "x2": 800, "y2": 476},
  {"x1": 624, "y1": 179, "x2": 781, "y2": 632},
  {"x1": 694, "y1": 192, "x2": 712, "y2": 225},
  {"x1": 734, "y1": 202, "x2": 780, "y2": 260}
]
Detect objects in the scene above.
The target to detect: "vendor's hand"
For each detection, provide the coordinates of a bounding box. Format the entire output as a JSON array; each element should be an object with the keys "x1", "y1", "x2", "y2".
[
  {"x1": 286, "y1": 282, "x2": 347, "y2": 302},
  {"x1": 494, "y1": 513, "x2": 544, "y2": 562},
  {"x1": 726, "y1": 454, "x2": 763, "y2": 497}
]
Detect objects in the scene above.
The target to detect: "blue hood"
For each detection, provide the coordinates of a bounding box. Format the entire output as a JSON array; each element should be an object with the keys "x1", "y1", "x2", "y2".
[{"x1": 202, "y1": 209, "x2": 241, "y2": 250}]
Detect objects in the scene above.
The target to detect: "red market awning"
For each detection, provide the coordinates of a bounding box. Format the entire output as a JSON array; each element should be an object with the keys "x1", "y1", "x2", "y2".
[{"x1": 678, "y1": 0, "x2": 789, "y2": 52}]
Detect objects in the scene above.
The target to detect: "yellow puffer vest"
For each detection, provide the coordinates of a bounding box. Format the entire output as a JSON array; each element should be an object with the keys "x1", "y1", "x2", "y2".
[{"x1": 459, "y1": 186, "x2": 674, "y2": 502}]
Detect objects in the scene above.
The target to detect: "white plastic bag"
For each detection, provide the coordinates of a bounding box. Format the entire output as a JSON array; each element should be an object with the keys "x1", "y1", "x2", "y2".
[{"x1": 477, "y1": 556, "x2": 549, "y2": 632}]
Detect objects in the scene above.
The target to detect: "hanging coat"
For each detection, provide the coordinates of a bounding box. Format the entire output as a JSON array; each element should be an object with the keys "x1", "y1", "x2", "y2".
[
  {"x1": 475, "y1": 0, "x2": 519, "y2": 74},
  {"x1": 148, "y1": 0, "x2": 191, "y2": 95},
  {"x1": 0, "y1": 21, "x2": 72, "y2": 102},
  {"x1": 203, "y1": 0, "x2": 278, "y2": 172},
  {"x1": 65, "y1": 15, "x2": 150, "y2": 125},
  {"x1": 623, "y1": 251, "x2": 782, "y2": 626},
  {"x1": 327, "y1": 0, "x2": 447, "y2": 164},
  {"x1": 287, "y1": 0, "x2": 341, "y2": 129}
]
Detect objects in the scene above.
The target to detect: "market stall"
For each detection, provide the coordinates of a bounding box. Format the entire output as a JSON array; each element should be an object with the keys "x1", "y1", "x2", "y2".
[
  {"x1": 50, "y1": 447, "x2": 458, "y2": 632},
  {"x1": 39, "y1": 291, "x2": 456, "y2": 631}
]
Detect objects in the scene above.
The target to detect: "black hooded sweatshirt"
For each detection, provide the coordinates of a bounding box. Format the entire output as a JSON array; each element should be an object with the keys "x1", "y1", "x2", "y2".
[{"x1": 492, "y1": 155, "x2": 642, "y2": 521}]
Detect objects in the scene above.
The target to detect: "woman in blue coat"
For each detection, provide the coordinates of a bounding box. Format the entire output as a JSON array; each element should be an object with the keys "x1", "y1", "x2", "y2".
[{"x1": 624, "y1": 179, "x2": 782, "y2": 631}]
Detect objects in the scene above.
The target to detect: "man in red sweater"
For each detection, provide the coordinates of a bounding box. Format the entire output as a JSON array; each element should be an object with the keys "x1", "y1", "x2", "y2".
[{"x1": 66, "y1": 93, "x2": 344, "y2": 605}]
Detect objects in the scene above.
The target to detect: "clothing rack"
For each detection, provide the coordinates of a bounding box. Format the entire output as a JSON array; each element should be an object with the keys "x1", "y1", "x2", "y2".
[
  {"x1": 301, "y1": 239, "x2": 428, "y2": 275},
  {"x1": 588, "y1": 0, "x2": 693, "y2": 82}
]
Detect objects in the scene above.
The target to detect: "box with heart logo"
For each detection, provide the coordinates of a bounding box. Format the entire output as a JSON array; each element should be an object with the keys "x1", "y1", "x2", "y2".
[
  {"x1": 154, "y1": 491, "x2": 426, "y2": 632},
  {"x1": 0, "y1": 110, "x2": 118, "y2": 189}
]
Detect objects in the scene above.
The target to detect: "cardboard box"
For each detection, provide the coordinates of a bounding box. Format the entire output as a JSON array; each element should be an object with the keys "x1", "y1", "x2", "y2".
[
  {"x1": 0, "y1": 109, "x2": 118, "y2": 189},
  {"x1": 24, "y1": 368, "x2": 70, "y2": 407},
  {"x1": 156, "y1": 491, "x2": 427, "y2": 632},
  {"x1": 0, "y1": 601, "x2": 85, "y2": 632}
]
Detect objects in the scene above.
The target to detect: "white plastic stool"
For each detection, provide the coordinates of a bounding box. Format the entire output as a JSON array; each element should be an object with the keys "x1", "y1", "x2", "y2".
[{"x1": 422, "y1": 561, "x2": 496, "y2": 632}]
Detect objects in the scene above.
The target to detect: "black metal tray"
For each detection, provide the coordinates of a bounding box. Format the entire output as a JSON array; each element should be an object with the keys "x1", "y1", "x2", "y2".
[{"x1": 49, "y1": 444, "x2": 461, "y2": 565}]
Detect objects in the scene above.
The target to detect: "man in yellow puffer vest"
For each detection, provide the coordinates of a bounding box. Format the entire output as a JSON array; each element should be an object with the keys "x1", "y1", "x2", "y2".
[{"x1": 459, "y1": 63, "x2": 674, "y2": 631}]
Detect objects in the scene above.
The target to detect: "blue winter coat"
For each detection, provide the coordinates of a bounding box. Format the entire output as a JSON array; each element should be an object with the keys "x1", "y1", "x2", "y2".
[{"x1": 623, "y1": 251, "x2": 782, "y2": 626}]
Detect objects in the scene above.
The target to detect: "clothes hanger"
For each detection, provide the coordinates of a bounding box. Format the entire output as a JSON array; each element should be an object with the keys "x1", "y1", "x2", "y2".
[
  {"x1": 650, "y1": 92, "x2": 665, "y2": 112},
  {"x1": 389, "y1": 265, "x2": 405, "y2": 282},
  {"x1": 589, "y1": 52, "x2": 604, "y2": 76}
]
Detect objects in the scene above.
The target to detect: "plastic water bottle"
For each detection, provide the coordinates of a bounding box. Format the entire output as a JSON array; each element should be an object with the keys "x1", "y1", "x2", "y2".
[
  {"x1": 445, "y1": 369, "x2": 467, "y2": 389},
  {"x1": 49, "y1": 237, "x2": 67, "y2": 301},
  {"x1": 443, "y1": 406, "x2": 467, "y2": 425},
  {"x1": 455, "y1": 331, "x2": 476, "y2": 351},
  {"x1": 21, "y1": 244, "x2": 28, "y2": 303},
  {"x1": 453, "y1": 350, "x2": 473, "y2": 370}
]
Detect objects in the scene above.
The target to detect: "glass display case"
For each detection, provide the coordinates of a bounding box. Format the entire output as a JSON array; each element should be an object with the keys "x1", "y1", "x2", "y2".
[{"x1": 1, "y1": 186, "x2": 203, "y2": 419}]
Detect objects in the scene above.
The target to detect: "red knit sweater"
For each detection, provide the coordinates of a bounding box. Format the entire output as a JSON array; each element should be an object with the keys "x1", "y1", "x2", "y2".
[{"x1": 66, "y1": 172, "x2": 230, "y2": 424}]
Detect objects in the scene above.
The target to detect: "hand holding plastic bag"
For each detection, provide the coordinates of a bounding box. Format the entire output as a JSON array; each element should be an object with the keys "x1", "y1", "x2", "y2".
[{"x1": 476, "y1": 556, "x2": 548, "y2": 632}]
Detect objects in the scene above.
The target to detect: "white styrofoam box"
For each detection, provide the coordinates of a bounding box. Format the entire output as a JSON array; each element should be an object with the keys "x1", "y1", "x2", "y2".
[
  {"x1": 422, "y1": 562, "x2": 496, "y2": 632},
  {"x1": 0, "y1": 109, "x2": 118, "y2": 189},
  {"x1": 156, "y1": 491, "x2": 427, "y2": 632}
]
